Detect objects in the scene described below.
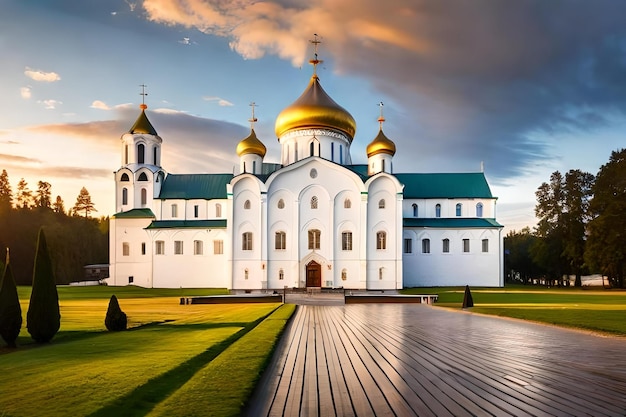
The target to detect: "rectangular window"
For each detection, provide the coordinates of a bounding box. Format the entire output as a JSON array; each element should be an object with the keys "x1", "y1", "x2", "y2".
[
  {"x1": 342, "y1": 232, "x2": 353, "y2": 251},
  {"x1": 376, "y1": 231, "x2": 387, "y2": 250},
  {"x1": 443, "y1": 239, "x2": 450, "y2": 253},
  {"x1": 128, "y1": 276, "x2": 133, "y2": 284},
  {"x1": 308, "y1": 229, "x2": 321, "y2": 250},
  {"x1": 482, "y1": 239, "x2": 489, "y2": 253},
  {"x1": 194, "y1": 240, "x2": 203, "y2": 255},
  {"x1": 141, "y1": 242, "x2": 146, "y2": 255},
  {"x1": 174, "y1": 240, "x2": 183, "y2": 255},
  {"x1": 194, "y1": 205, "x2": 199, "y2": 218},
  {"x1": 213, "y1": 240, "x2": 224, "y2": 255},
  {"x1": 422, "y1": 239, "x2": 430, "y2": 254},
  {"x1": 155, "y1": 241, "x2": 165, "y2": 255},
  {"x1": 242, "y1": 232, "x2": 253, "y2": 251},
  {"x1": 171, "y1": 204, "x2": 178, "y2": 218},
  {"x1": 403, "y1": 238, "x2": 412, "y2": 254},
  {"x1": 122, "y1": 242, "x2": 129, "y2": 256},
  {"x1": 463, "y1": 239, "x2": 470, "y2": 253},
  {"x1": 275, "y1": 232, "x2": 286, "y2": 250}
]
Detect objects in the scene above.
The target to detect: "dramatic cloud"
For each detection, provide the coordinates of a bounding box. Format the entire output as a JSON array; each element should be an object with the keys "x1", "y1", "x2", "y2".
[
  {"x1": 24, "y1": 67, "x2": 61, "y2": 82},
  {"x1": 203, "y1": 96, "x2": 234, "y2": 107},
  {"x1": 90, "y1": 100, "x2": 111, "y2": 110},
  {"x1": 20, "y1": 86, "x2": 31, "y2": 99},
  {"x1": 142, "y1": 0, "x2": 626, "y2": 181}
]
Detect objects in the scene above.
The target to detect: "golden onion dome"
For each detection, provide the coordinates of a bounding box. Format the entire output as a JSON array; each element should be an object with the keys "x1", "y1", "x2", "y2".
[
  {"x1": 366, "y1": 128, "x2": 396, "y2": 157},
  {"x1": 236, "y1": 128, "x2": 267, "y2": 157},
  {"x1": 275, "y1": 75, "x2": 356, "y2": 140},
  {"x1": 129, "y1": 104, "x2": 158, "y2": 135}
]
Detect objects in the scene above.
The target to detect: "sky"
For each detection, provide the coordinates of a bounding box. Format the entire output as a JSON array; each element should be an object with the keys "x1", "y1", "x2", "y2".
[{"x1": 2, "y1": 0, "x2": 626, "y2": 232}]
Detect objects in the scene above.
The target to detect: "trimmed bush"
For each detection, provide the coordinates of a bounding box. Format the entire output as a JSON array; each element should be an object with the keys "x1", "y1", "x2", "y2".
[
  {"x1": 105, "y1": 295, "x2": 127, "y2": 331},
  {"x1": 27, "y1": 228, "x2": 61, "y2": 343},
  {"x1": 0, "y1": 250, "x2": 22, "y2": 347}
]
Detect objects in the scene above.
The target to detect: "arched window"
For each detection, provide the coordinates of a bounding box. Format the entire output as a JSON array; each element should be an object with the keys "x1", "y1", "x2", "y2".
[
  {"x1": 344, "y1": 199, "x2": 351, "y2": 209},
  {"x1": 341, "y1": 268, "x2": 347, "y2": 281},
  {"x1": 376, "y1": 231, "x2": 387, "y2": 250},
  {"x1": 311, "y1": 196, "x2": 318, "y2": 209},
  {"x1": 244, "y1": 200, "x2": 251, "y2": 210},
  {"x1": 244, "y1": 268, "x2": 249, "y2": 280},
  {"x1": 476, "y1": 202, "x2": 483, "y2": 217},
  {"x1": 275, "y1": 231, "x2": 286, "y2": 250},
  {"x1": 308, "y1": 229, "x2": 321, "y2": 250},
  {"x1": 122, "y1": 188, "x2": 128, "y2": 205},
  {"x1": 456, "y1": 203, "x2": 462, "y2": 217},
  {"x1": 443, "y1": 238, "x2": 450, "y2": 253},
  {"x1": 379, "y1": 267, "x2": 384, "y2": 280},
  {"x1": 435, "y1": 204, "x2": 441, "y2": 218},
  {"x1": 378, "y1": 199, "x2": 385, "y2": 209},
  {"x1": 137, "y1": 143, "x2": 145, "y2": 164},
  {"x1": 216, "y1": 204, "x2": 222, "y2": 217},
  {"x1": 138, "y1": 172, "x2": 148, "y2": 181},
  {"x1": 194, "y1": 240, "x2": 203, "y2": 255},
  {"x1": 339, "y1": 144, "x2": 343, "y2": 164},
  {"x1": 242, "y1": 232, "x2": 253, "y2": 251},
  {"x1": 153, "y1": 147, "x2": 158, "y2": 165},
  {"x1": 279, "y1": 269, "x2": 284, "y2": 280},
  {"x1": 412, "y1": 203, "x2": 418, "y2": 217},
  {"x1": 331, "y1": 143, "x2": 335, "y2": 161},
  {"x1": 422, "y1": 238, "x2": 430, "y2": 254},
  {"x1": 141, "y1": 188, "x2": 147, "y2": 205},
  {"x1": 382, "y1": 159, "x2": 386, "y2": 172},
  {"x1": 252, "y1": 160, "x2": 257, "y2": 173},
  {"x1": 278, "y1": 199, "x2": 285, "y2": 209},
  {"x1": 310, "y1": 142, "x2": 315, "y2": 157},
  {"x1": 124, "y1": 145, "x2": 129, "y2": 165},
  {"x1": 120, "y1": 173, "x2": 130, "y2": 182}
]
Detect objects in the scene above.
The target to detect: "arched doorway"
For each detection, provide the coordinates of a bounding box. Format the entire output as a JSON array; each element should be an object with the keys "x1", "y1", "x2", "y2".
[{"x1": 306, "y1": 261, "x2": 322, "y2": 287}]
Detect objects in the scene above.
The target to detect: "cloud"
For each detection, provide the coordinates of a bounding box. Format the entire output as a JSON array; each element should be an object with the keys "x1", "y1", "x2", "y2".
[
  {"x1": 20, "y1": 86, "x2": 32, "y2": 99},
  {"x1": 24, "y1": 67, "x2": 61, "y2": 82},
  {"x1": 203, "y1": 96, "x2": 234, "y2": 107},
  {"x1": 0, "y1": 153, "x2": 41, "y2": 164},
  {"x1": 141, "y1": 0, "x2": 626, "y2": 182},
  {"x1": 91, "y1": 100, "x2": 111, "y2": 110},
  {"x1": 37, "y1": 99, "x2": 62, "y2": 110}
]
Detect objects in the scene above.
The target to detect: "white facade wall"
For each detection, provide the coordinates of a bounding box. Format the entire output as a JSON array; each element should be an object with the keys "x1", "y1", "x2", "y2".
[
  {"x1": 109, "y1": 217, "x2": 154, "y2": 287},
  {"x1": 402, "y1": 227, "x2": 503, "y2": 287},
  {"x1": 402, "y1": 198, "x2": 496, "y2": 219}
]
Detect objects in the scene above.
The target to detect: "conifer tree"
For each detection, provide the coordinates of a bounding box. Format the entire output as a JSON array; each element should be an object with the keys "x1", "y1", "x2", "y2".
[
  {"x1": 0, "y1": 169, "x2": 12, "y2": 213},
  {"x1": 105, "y1": 295, "x2": 127, "y2": 331},
  {"x1": 0, "y1": 249, "x2": 22, "y2": 347},
  {"x1": 72, "y1": 187, "x2": 97, "y2": 217},
  {"x1": 27, "y1": 228, "x2": 60, "y2": 343}
]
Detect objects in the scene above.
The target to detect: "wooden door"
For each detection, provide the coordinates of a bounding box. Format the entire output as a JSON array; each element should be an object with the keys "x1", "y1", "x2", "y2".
[{"x1": 306, "y1": 261, "x2": 321, "y2": 287}]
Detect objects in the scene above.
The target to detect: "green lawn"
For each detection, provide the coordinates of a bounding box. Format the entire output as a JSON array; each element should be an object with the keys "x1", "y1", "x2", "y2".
[
  {"x1": 0, "y1": 286, "x2": 293, "y2": 417},
  {"x1": 402, "y1": 285, "x2": 626, "y2": 335}
]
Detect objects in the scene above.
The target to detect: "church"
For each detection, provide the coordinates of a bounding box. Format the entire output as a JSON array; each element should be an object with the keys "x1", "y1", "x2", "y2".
[{"x1": 108, "y1": 47, "x2": 504, "y2": 290}]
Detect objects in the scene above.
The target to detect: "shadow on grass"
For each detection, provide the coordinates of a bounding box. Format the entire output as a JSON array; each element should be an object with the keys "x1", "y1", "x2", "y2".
[{"x1": 87, "y1": 307, "x2": 280, "y2": 417}]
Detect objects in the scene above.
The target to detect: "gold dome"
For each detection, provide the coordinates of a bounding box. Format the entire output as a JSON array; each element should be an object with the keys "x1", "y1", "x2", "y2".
[
  {"x1": 366, "y1": 128, "x2": 396, "y2": 157},
  {"x1": 275, "y1": 75, "x2": 356, "y2": 140},
  {"x1": 129, "y1": 104, "x2": 158, "y2": 135},
  {"x1": 236, "y1": 129, "x2": 266, "y2": 157}
]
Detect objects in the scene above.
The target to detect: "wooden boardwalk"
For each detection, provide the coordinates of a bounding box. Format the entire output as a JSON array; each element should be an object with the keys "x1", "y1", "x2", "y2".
[{"x1": 246, "y1": 304, "x2": 626, "y2": 416}]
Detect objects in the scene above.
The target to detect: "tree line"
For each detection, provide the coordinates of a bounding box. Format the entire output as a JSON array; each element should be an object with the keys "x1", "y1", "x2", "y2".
[
  {"x1": 505, "y1": 148, "x2": 626, "y2": 288},
  {"x1": 0, "y1": 170, "x2": 108, "y2": 285}
]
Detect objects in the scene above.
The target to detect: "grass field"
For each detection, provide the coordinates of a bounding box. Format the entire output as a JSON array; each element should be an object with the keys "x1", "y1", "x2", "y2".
[
  {"x1": 402, "y1": 285, "x2": 626, "y2": 336},
  {"x1": 1, "y1": 286, "x2": 295, "y2": 417}
]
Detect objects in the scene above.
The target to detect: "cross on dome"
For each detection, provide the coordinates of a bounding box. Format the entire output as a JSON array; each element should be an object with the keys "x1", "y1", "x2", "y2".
[
  {"x1": 139, "y1": 84, "x2": 148, "y2": 109},
  {"x1": 377, "y1": 101, "x2": 386, "y2": 129},
  {"x1": 309, "y1": 34, "x2": 324, "y2": 76},
  {"x1": 249, "y1": 102, "x2": 258, "y2": 129}
]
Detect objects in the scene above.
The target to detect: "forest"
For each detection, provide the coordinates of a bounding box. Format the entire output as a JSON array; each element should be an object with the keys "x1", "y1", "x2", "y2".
[
  {"x1": 504, "y1": 148, "x2": 626, "y2": 288},
  {"x1": 0, "y1": 170, "x2": 108, "y2": 285}
]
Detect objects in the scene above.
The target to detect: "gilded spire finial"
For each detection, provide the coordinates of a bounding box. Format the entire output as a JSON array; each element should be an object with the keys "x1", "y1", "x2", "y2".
[
  {"x1": 309, "y1": 34, "x2": 324, "y2": 76},
  {"x1": 248, "y1": 102, "x2": 258, "y2": 129},
  {"x1": 139, "y1": 84, "x2": 148, "y2": 109},
  {"x1": 377, "y1": 101, "x2": 385, "y2": 129}
]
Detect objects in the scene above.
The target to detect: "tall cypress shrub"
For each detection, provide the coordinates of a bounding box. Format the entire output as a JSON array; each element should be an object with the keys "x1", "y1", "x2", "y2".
[
  {"x1": 0, "y1": 249, "x2": 22, "y2": 347},
  {"x1": 27, "y1": 228, "x2": 60, "y2": 343},
  {"x1": 105, "y1": 295, "x2": 127, "y2": 331}
]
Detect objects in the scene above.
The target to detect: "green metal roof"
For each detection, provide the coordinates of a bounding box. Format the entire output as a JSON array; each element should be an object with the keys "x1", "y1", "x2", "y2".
[
  {"x1": 395, "y1": 173, "x2": 494, "y2": 199},
  {"x1": 112, "y1": 208, "x2": 155, "y2": 219},
  {"x1": 158, "y1": 174, "x2": 233, "y2": 200},
  {"x1": 146, "y1": 220, "x2": 227, "y2": 229},
  {"x1": 403, "y1": 218, "x2": 502, "y2": 228}
]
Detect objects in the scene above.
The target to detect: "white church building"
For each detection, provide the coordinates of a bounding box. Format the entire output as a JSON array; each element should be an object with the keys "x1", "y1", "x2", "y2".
[{"x1": 108, "y1": 53, "x2": 504, "y2": 290}]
